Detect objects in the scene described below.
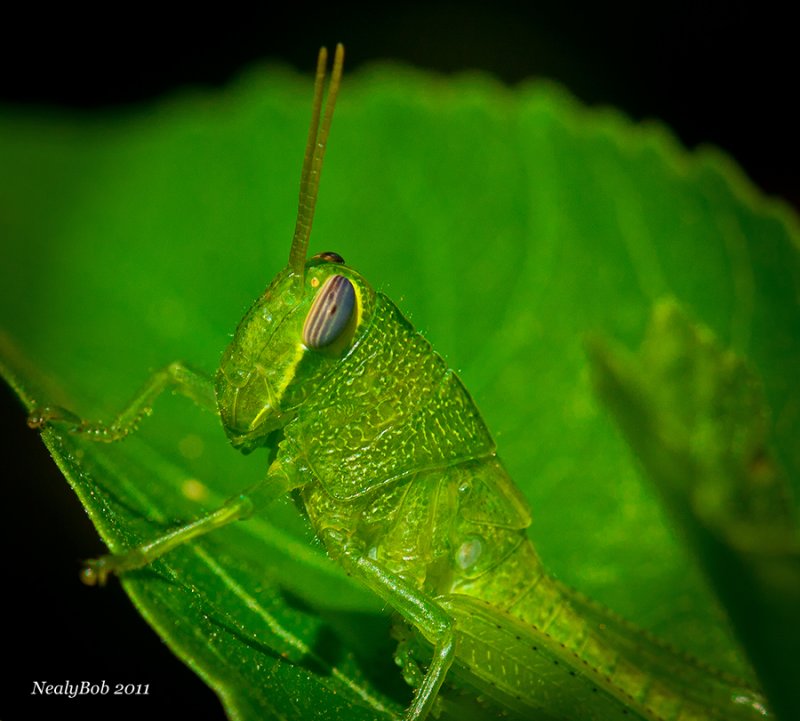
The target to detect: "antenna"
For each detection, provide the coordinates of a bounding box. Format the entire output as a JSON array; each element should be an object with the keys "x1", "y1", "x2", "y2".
[{"x1": 288, "y1": 43, "x2": 345, "y2": 280}]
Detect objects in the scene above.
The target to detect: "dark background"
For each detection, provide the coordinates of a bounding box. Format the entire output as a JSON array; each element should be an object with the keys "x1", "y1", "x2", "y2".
[{"x1": 1, "y1": 3, "x2": 796, "y2": 720}]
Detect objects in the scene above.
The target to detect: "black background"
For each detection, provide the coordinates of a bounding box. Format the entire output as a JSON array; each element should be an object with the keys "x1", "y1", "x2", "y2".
[{"x1": 1, "y1": 3, "x2": 796, "y2": 720}]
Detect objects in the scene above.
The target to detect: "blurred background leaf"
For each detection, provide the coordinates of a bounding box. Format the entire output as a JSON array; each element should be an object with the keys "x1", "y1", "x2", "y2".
[{"x1": 588, "y1": 300, "x2": 800, "y2": 720}]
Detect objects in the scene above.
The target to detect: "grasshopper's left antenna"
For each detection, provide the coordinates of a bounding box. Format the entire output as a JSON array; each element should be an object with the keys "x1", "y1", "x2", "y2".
[{"x1": 288, "y1": 43, "x2": 345, "y2": 282}]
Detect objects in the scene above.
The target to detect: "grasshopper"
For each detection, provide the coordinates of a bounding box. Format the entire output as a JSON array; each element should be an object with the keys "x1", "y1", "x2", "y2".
[{"x1": 29, "y1": 45, "x2": 770, "y2": 720}]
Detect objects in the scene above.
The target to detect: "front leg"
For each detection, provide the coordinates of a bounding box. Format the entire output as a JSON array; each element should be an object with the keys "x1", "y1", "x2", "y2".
[
  {"x1": 322, "y1": 529, "x2": 456, "y2": 721},
  {"x1": 28, "y1": 361, "x2": 215, "y2": 442}
]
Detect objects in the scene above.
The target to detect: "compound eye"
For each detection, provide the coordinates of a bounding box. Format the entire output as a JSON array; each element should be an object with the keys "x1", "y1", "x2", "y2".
[
  {"x1": 308, "y1": 250, "x2": 346, "y2": 266},
  {"x1": 314, "y1": 251, "x2": 345, "y2": 264},
  {"x1": 303, "y1": 275, "x2": 356, "y2": 350}
]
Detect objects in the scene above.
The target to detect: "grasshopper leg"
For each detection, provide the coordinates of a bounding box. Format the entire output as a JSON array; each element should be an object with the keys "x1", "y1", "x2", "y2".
[
  {"x1": 324, "y1": 531, "x2": 456, "y2": 721},
  {"x1": 82, "y1": 495, "x2": 252, "y2": 586},
  {"x1": 82, "y1": 458, "x2": 298, "y2": 586},
  {"x1": 28, "y1": 361, "x2": 216, "y2": 442}
]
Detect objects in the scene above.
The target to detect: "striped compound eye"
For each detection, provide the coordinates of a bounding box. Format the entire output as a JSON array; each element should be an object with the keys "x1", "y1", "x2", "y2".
[{"x1": 303, "y1": 275, "x2": 356, "y2": 351}]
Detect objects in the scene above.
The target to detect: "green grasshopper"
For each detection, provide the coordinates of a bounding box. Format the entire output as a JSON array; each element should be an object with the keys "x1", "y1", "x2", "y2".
[{"x1": 29, "y1": 45, "x2": 771, "y2": 721}]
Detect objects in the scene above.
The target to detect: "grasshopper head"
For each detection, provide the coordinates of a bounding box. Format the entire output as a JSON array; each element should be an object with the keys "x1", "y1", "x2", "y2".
[
  {"x1": 215, "y1": 44, "x2": 352, "y2": 454},
  {"x1": 215, "y1": 253, "x2": 372, "y2": 453}
]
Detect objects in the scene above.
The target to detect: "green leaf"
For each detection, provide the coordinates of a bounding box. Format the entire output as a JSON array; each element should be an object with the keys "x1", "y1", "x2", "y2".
[
  {"x1": 1, "y1": 61, "x2": 799, "y2": 719},
  {"x1": 587, "y1": 299, "x2": 800, "y2": 720}
]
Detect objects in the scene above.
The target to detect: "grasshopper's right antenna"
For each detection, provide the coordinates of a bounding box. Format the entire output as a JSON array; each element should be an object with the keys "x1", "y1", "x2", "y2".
[{"x1": 288, "y1": 43, "x2": 345, "y2": 283}]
